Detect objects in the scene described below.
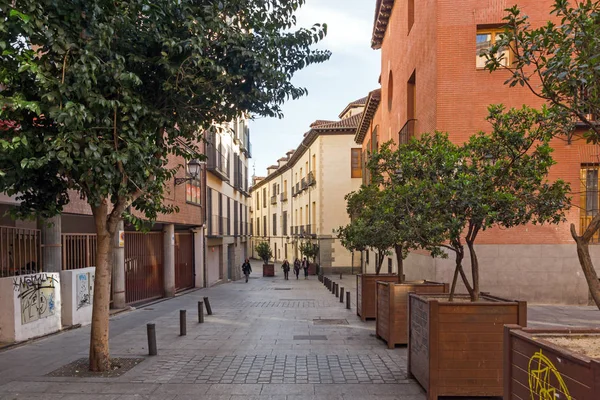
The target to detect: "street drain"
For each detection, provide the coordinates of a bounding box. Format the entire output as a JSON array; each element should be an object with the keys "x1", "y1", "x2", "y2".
[
  {"x1": 293, "y1": 335, "x2": 328, "y2": 341},
  {"x1": 313, "y1": 319, "x2": 348, "y2": 325},
  {"x1": 273, "y1": 288, "x2": 292, "y2": 290}
]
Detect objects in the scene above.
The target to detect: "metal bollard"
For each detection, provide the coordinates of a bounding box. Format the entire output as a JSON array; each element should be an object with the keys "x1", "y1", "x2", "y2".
[
  {"x1": 331, "y1": 282, "x2": 335, "y2": 294},
  {"x1": 147, "y1": 323, "x2": 157, "y2": 356},
  {"x1": 203, "y1": 297, "x2": 213, "y2": 315},
  {"x1": 335, "y1": 284, "x2": 339, "y2": 298},
  {"x1": 346, "y1": 291, "x2": 351, "y2": 309},
  {"x1": 180, "y1": 310, "x2": 187, "y2": 336},
  {"x1": 340, "y1": 273, "x2": 343, "y2": 280},
  {"x1": 340, "y1": 287, "x2": 344, "y2": 303},
  {"x1": 198, "y1": 301, "x2": 205, "y2": 323}
]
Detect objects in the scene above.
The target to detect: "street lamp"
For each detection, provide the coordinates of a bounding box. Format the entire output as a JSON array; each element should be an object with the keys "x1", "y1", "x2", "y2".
[{"x1": 175, "y1": 159, "x2": 205, "y2": 185}]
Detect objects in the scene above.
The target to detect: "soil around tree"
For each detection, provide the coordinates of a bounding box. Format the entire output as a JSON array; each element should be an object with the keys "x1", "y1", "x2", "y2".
[
  {"x1": 47, "y1": 358, "x2": 144, "y2": 378},
  {"x1": 538, "y1": 334, "x2": 600, "y2": 359}
]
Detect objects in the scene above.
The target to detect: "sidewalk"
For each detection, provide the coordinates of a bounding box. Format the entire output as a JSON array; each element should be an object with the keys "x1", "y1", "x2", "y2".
[
  {"x1": 0, "y1": 260, "x2": 424, "y2": 400},
  {"x1": 322, "y1": 271, "x2": 600, "y2": 328}
]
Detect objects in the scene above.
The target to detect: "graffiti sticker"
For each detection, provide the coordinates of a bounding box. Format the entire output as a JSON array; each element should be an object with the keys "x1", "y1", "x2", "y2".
[{"x1": 528, "y1": 349, "x2": 572, "y2": 400}]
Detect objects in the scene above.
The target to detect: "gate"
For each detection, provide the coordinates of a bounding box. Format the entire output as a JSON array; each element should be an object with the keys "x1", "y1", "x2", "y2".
[
  {"x1": 124, "y1": 232, "x2": 164, "y2": 304},
  {"x1": 175, "y1": 233, "x2": 194, "y2": 291}
]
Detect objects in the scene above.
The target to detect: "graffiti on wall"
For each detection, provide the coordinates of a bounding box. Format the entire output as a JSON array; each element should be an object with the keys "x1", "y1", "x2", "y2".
[
  {"x1": 76, "y1": 272, "x2": 94, "y2": 310},
  {"x1": 13, "y1": 274, "x2": 58, "y2": 325},
  {"x1": 528, "y1": 349, "x2": 572, "y2": 400}
]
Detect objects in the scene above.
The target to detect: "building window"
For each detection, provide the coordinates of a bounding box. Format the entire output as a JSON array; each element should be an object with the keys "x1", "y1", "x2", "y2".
[
  {"x1": 256, "y1": 217, "x2": 260, "y2": 236},
  {"x1": 263, "y1": 215, "x2": 267, "y2": 237},
  {"x1": 273, "y1": 213, "x2": 277, "y2": 236},
  {"x1": 283, "y1": 211, "x2": 288, "y2": 236},
  {"x1": 256, "y1": 192, "x2": 260, "y2": 209},
  {"x1": 407, "y1": 70, "x2": 416, "y2": 121},
  {"x1": 476, "y1": 28, "x2": 510, "y2": 69},
  {"x1": 185, "y1": 161, "x2": 202, "y2": 205},
  {"x1": 263, "y1": 188, "x2": 267, "y2": 208},
  {"x1": 351, "y1": 149, "x2": 362, "y2": 178},
  {"x1": 581, "y1": 165, "x2": 600, "y2": 241},
  {"x1": 312, "y1": 154, "x2": 316, "y2": 175}
]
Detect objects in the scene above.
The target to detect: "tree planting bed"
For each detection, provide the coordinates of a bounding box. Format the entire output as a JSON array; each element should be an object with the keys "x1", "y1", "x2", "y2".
[{"x1": 356, "y1": 273, "x2": 398, "y2": 321}]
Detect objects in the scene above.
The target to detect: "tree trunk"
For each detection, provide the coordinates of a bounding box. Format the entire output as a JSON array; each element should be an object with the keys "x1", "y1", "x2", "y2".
[
  {"x1": 571, "y1": 223, "x2": 600, "y2": 310},
  {"x1": 449, "y1": 262, "x2": 460, "y2": 302},
  {"x1": 375, "y1": 250, "x2": 384, "y2": 275},
  {"x1": 395, "y1": 244, "x2": 404, "y2": 284},
  {"x1": 89, "y1": 202, "x2": 116, "y2": 372},
  {"x1": 466, "y1": 239, "x2": 479, "y2": 302},
  {"x1": 449, "y1": 246, "x2": 474, "y2": 300}
]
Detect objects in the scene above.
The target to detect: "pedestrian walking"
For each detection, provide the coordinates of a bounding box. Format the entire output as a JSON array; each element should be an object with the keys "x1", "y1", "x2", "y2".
[
  {"x1": 302, "y1": 257, "x2": 309, "y2": 279},
  {"x1": 293, "y1": 258, "x2": 301, "y2": 280},
  {"x1": 242, "y1": 258, "x2": 252, "y2": 283},
  {"x1": 281, "y1": 259, "x2": 290, "y2": 280}
]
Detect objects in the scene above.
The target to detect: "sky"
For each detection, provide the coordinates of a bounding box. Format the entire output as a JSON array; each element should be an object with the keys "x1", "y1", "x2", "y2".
[{"x1": 248, "y1": 0, "x2": 380, "y2": 177}]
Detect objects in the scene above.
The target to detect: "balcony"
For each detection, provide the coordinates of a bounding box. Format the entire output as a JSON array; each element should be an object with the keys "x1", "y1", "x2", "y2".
[
  {"x1": 301, "y1": 178, "x2": 308, "y2": 191},
  {"x1": 299, "y1": 225, "x2": 306, "y2": 236},
  {"x1": 295, "y1": 182, "x2": 300, "y2": 194},
  {"x1": 270, "y1": 195, "x2": 277, "y2": 205},
  {"x1": 305, "y1": 224, "x2": 311, "y2": 235},
  {"x1": 206, "y1": 146, "x2": 230, "y2": 181},
  {"x1": 399, "y1": 119, "x2": 417, "y2": 145},
  {"x1": 292, "y1": 187, "x2": 297, "y2": 197},
  {"x1": 280, "y1": 192, "x2": 288, "y2": 202},
  {"x1": 308, "y1": 171, "x2": 316, "y2": 186}
]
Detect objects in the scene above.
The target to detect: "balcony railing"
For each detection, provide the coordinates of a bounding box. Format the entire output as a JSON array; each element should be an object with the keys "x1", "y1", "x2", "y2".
[
  {"x1": 299, "y1": 225, "x2": 306, "y2": 236},
  {"x1": 280, "y1": 192, "x2": 288, "y2": 202},
  {"x1": 270, "y1": 195, "x2": 277, "y2": 205},
  {"x1": 399, "y1": 119, "x2": 417, "y2": 145},
  {"x1": 308, "y1": 171, "x2": 316, "y2": 186},
  {"x1": 292, "y1": 187, "x2": 297, "y2": 197},
  {"x1": 295, "y1": 182, "x2": 300, "y2": 193},
  {"x1": 301, "y1": 178, "x2": 308, "y2": 190},
  {"x1": 305, "y1": 224, "x2": 311, "y2": 235},
  {"x1": 206, "y1": 146, "x2": 230, "y2": 181}
]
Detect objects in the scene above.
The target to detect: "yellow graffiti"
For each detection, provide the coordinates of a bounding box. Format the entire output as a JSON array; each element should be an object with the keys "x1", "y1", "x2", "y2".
[{"x1": 528, "y1": 349, "x2": 572, "y2": 400}]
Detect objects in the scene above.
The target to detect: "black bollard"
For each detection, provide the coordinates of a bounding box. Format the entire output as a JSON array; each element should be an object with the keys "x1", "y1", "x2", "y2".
[
  {"x1": 203, "y1": 297, "x2": 213, "y2": 315},
  {"x1": 180, "y1": 310, "x2": 187, "y2": 336},
  {"x1": 335, "y1": 284, "x2": 339, "y2": 298},
  {"x1": 331, "y1": 282, "x2": 334, "y2": 293},
  {"x1": 346, "y1": 291, "x2": 351, "y2": 309},
  {"x1": 198, "y1": 301, "x2": 205, "y2": 323},
  {"x1": 340, "y1": 273, "x2": 343, "y2": 280},
  {"x1": 147, "y1": 323, "x2": 157, "y2": 356},
  {"x1": 334, "y1": 282, "x2": 337, "y2": 295},
  {"x1": 340, "y1": 287, "x2": 344, "y2": 303}
]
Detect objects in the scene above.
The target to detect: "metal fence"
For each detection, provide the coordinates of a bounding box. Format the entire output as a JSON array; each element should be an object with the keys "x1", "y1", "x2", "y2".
[
  {"x1": 62, "y1": 233, "x2": 97, "y2": 270},
  {"x1": 0, "y1": 226, "x2": 42, "y2": 277}
]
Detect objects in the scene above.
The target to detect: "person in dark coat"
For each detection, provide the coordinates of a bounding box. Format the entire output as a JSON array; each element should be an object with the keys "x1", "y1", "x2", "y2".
[
  {"x1": 302, "y1": 257, "x2": 309, "y2": 279},
  {"x1": 242, "y1": 259, "x2": 252, "y2": 283},
  {"x1": 293, "y1": 258, "x2": 301, "y2": 280},
  {"x1": 281, "y1": 259, "x2": 290, "y2": 280}
]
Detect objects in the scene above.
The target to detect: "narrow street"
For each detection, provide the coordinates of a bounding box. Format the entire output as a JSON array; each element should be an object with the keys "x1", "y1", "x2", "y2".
[{"x1": 0, "y1": 260, "x2": 424, "y2": 400}]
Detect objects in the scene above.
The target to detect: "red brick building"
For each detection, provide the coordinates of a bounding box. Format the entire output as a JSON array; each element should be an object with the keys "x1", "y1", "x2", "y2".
[{"x1": 355, "y1": 0, "x2": 598, "y2": 304}]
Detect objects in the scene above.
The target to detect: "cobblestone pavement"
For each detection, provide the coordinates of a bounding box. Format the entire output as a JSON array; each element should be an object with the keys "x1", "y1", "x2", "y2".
[
  {"x1": 0, "y1": 262, "x2": 597, "y2": 400},
  {"x1": 0, "y1": 261, "x2": 424, "y2": 400}
]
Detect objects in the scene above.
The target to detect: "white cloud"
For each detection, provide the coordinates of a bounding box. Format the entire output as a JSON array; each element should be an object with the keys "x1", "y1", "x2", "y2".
[{"x1": 294, "y1": 1, "x2": 373, "y2": 56}]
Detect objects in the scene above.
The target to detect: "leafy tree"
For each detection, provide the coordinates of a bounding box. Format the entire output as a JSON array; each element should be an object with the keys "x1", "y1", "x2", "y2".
[
  {"x1": 368, "y1": 141, "x2": 450, "y2": 283},
  {"x1": 299, "y1": 241, "x2": 319, "y2": 264},
  {"x1": 255, "y1": 242, "x2": 273, "y2": 265},
  {"x1": 484, "y1": 0, "x2": 600, "y2": 308},
  {"x1": 0, "y1": 0, "x2": 330, "y2": 370},
  {"x1": 338, "y1": 185, "x2": 396, "y2": 275},
  {"x1": 406, "y1": 107, "x2": 569, "y2": 301}
]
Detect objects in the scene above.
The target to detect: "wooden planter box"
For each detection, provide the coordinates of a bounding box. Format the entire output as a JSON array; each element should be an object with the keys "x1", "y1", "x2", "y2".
[
  {"x1": 262, "y1": 264, "x2": 275, "y2": 277},
  {"x1": 376, "y1": 281, "x2": 449, "y2": 348},
  {"x1": 407, "y1": 293, "x2": 527, "y2": 400},
  {"x1": 356, "y1": 273, "x2": 398, "y2": 321},
  {"x1": 504, "y1": 325, "x2": 600, "y2": 400},
  {"x1": 308, "y1": 263, "x2": 317, "y2": 275}
]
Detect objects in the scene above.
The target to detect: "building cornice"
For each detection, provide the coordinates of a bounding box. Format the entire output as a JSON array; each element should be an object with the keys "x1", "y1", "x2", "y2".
[
  {"x1": 354, "y1": 89, "x2": 381, "y2": 145},
  {"x1": 371, "y1": 0, "x2": 395, "y2": 49},
  {"x1": 250, "y1": 114, "x2": 363, "y2": 193}
]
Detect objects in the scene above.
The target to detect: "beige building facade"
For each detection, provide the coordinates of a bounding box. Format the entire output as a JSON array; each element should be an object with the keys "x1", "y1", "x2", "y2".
[
  {"x1": 205, "y1": 118, "x2": 252, "y2": 286},
  {"x1": 250, "y1": 99, "x2": 365, "y2": 273}
]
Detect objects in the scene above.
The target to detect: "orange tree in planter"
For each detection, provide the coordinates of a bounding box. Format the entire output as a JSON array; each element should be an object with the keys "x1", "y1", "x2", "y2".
[
  {"x1": 484, "y1": 0, "x2": 600, "y2": 309},
  {"x1": 0, "y1": 0, "x2": 330, "y2": 371},
  {"x1": 402, "y1": 106, "x2": 571, "y2": 301}
]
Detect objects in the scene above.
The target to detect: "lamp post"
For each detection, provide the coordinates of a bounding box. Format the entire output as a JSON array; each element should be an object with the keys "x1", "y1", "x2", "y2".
[{"x1": 175, "y1": 159, "x2": 205, "y2": 185}]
